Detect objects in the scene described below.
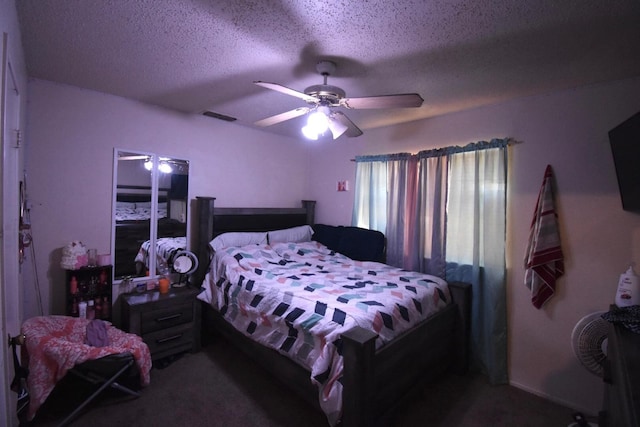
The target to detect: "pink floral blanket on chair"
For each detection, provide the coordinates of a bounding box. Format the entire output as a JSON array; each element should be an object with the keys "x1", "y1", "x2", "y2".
[{"x1": 21, "y1": 315, "x2": 152, "y2": 420}]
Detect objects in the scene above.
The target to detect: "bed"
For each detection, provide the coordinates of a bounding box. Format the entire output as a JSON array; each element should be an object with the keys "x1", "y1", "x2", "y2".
[
  {"x1": 134, "y1": 236, "x2": 186, "y2": 273},
  {"x1": 193, "y1": 196, "x2": 471, "y2": 426},
  {"x1": 114, "y1": 190, "x2": 186, "y2": 277}
]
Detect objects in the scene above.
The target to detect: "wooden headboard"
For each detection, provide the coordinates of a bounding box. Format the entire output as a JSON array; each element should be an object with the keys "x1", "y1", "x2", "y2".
[
  {"x1": 116, "y1": 186, "x2": 170, "y2": 204},
  {"x1": 193, "y1": 197, "x2": 316, "y2": 284}
]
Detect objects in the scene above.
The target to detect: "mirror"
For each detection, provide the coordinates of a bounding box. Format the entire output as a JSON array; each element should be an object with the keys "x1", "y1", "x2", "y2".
[{"x1": 112, "y1": 150, "x2": 189, "y2": 281}]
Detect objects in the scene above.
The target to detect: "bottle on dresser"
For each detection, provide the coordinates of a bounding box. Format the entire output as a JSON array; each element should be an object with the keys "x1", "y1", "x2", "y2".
[
  {"x1": 87, "y1": 300, "x2": 95, "y2": 320},
  {"x1": 94, "y1": 297, "x2": 102, "y2": 319},
  {"x1": 79, "y1": 301, "x2": 87, "y2": 319},
  {"x1": 102, "y1": 296, "x2": 110, "y2": 319},
  {"x1": 71, "y1": 297, "x2": 79, "y2": 317},
  {"x1": 70, "y1": 276, "x2": 78, "y2": 295}
]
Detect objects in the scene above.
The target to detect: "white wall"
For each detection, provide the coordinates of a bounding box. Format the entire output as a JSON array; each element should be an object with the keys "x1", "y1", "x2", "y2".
[
  {"x1": 306, "y1": 76, "x2": 640, "y2": 415},
  {"x1": 24, "y1": 79, "x2": 309, "y2": 318}
]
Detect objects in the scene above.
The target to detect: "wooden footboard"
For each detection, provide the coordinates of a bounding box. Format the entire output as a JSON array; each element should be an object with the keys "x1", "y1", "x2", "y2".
[
  {"x1": 340, "y1": 281, "x2": 471, "y2": 426},
  {"x1": 200, "y1": 281, "x2": 471, "y2": 427}
]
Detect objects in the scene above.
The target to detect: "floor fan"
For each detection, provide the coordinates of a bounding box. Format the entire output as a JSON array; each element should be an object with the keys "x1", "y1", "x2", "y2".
[{"x1": 568, "y1": 311, "x2": 608, "y2": 427}]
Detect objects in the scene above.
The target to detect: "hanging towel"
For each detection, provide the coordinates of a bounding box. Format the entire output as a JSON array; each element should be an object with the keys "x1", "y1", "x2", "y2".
[{"x1": 524, "y1": 165, "x2": 564, "y2": 308}]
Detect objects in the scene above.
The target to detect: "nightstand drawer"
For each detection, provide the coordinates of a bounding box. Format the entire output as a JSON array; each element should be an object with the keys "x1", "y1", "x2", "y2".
[
  {"x1": 144, "y1": 322, "x2": 194, "y2": 356},
  {"x1": 121, "y1": 286, "x2": 202, "y2": 361},
  {"x1": 140, "y1": 302, "x2": 193, "y2": 334}
]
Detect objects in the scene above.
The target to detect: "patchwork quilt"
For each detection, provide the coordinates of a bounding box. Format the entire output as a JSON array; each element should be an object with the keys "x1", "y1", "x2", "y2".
[
  {"x1": 115, "y1": 206, "x2": 167, "y2": 222},
  {"x1": 135, "y1": 236, "x2": 186, "y2": 268},
  {"x1": 200, "y1": 241, "x2": 450, "y2": 425}
]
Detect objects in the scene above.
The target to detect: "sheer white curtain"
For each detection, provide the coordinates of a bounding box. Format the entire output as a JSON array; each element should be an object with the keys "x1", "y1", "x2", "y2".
[
  {"x1": 353, "y1": 154, "x2": 418, "y2": 268},
  {"x1": 351, "y1": 157, "x2": 388, "y2": 232},
  {"x1": 446, "y1": 143, "x2": 508, "y2": 384},
  {"x1": 413, "y1": 152, "x2": 448, "y2": 276},
  {"x1": 352, "y1": 139, "x2": 509, "y2": 384},
  {"x1": 385, "y1": 154, "x2": 416, "y2": 268}
]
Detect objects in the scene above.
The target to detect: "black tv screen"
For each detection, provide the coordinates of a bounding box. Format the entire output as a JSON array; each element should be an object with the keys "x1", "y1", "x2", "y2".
[{"x1": 609, "y1": 111, "x2": 640, "y2": 212}]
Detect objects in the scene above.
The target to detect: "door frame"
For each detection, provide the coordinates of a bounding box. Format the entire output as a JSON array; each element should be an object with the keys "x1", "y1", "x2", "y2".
[{"x1": 1, "y1": 31, "x2": 24, "y2": 427}]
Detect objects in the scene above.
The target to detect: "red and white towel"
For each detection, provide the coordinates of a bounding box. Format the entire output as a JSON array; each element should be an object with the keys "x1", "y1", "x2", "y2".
[{"x1": 524, "y1": 165, "x2": 564, "y2": 308}]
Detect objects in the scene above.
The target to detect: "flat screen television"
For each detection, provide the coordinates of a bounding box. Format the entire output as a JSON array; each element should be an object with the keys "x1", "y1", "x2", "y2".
[{"x1": 609, "y1": 111, "x2": 640, "y2": 212}]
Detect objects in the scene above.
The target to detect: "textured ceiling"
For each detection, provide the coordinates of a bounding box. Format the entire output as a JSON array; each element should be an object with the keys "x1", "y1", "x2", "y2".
[{"x1": 15, "y1": 0, "x2": 640, "y2": 140}]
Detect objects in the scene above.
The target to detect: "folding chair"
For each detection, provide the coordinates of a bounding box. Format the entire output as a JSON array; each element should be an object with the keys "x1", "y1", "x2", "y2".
[
  {"x1": 9, "y1": 333, "x2": 29, "y2": 421},
  {"x1": 20, "y1": 315, "x2": 152, "y2": 425},
  {"x1": 56, "y1": 352, "x2": 140, "y2": 426}
]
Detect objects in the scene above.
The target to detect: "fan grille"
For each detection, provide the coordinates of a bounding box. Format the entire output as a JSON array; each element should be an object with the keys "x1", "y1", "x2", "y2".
[
  {"x1": 172, "y1": 250, "x2": 198, "y2": 274},
  {"x1": 571, "y1": 311, "x2": 609, "y2": 377}
]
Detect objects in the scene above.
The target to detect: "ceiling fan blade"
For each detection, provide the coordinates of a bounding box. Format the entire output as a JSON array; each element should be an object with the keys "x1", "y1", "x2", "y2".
[
  {"x1": 254, "y1": 107, "x2": 310, "y2": 127},
  {"x1": 332, "y1": 111, "x2": 363, "y2": 138},
  {"x1": 254, "y1": 81, "x2": 318, "y2": 103},
  {"x1": 340, "y1": 93, "x2": 424, "y2": 109}
]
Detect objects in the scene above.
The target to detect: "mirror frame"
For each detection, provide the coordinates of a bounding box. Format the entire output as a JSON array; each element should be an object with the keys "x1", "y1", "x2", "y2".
[{"x1": 111, "y1": 148, "x2": 190, "y2": 284}]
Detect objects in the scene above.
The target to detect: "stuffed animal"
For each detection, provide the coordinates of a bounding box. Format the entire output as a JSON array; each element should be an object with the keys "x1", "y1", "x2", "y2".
[{"x1": 60, "y1": 240, "x2": 88, "y2": 270}]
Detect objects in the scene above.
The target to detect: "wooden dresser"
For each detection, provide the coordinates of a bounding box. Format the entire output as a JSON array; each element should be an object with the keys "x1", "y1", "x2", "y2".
[
  {"x1": 121, "y1": 286, "x2": 201, "y2": 361},
  {"x1": 601, "y1": 321, "x2": 640, "y2": 427}
]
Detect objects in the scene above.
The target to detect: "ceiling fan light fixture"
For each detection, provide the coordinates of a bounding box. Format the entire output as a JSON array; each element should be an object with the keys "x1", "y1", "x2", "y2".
[
  {"x1": 158, "y1": 162, "x2": 173, "y2": 173},
  {"x1": 144, "y1": 158, "x2": 173, "y2": 173},
  {"x1": 301, "y1": 125, "x2": 318, "y2": 140},
  {"x1": 303, "y1": 106, "x2": 333, "y2": 139},
  {"x1": 328, "y1": 117, "x2": 348, "y2": 140},
  {"x1": 254, "y1": 60, "x2": 422, "y2": 139},
  {"x1": 307, "y1": 109, "x2": 329, "y2": 133}
]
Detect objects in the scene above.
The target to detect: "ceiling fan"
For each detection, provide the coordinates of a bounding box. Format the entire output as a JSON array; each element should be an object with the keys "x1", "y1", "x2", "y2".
[{"x1": 253, "y1": 60, "x2": 424, "y2": 140}]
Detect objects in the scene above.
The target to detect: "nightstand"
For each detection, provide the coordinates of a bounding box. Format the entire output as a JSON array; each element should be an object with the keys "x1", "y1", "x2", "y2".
[
  {"x1": 121, "y1": 286, "x2": 202, "y2": 361},
  {"x1": 601, "y1": 321, "x2": 640, "y2": 427}
]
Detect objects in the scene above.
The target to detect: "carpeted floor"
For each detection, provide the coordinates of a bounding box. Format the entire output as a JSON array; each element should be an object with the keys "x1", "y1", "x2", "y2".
[{"x1": 26, "y1": 335, "x2": 588, "y2": 427}]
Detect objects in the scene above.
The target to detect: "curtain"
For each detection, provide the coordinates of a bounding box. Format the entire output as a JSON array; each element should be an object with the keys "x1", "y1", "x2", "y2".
[
  {"x1": 352, "y1": 139, "x2": 509, "y2": 384},
  {"x1": 445, "y1": 141, "x2": 508, "y2": 384},
  {"x1": 354, "y1": 153, "x2": 418, "y2": 267},
  {"x1": 352, "y1": 156, "x2": 389, "y2": 232},
  {"x1": 414, "y1": 151, "x2": 448, "y2": 276},
  {"x1": 385, "y1": 154, "x2": 416, "y2": 268}
]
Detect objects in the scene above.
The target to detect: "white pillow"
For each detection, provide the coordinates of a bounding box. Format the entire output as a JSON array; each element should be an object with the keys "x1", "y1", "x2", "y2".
[
  {"x1": 268, "y1": 225, "x2": 314, "y2": 244},
  {"x1": 209, "y1": 232, "x2": 268, "y2": 252}
]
